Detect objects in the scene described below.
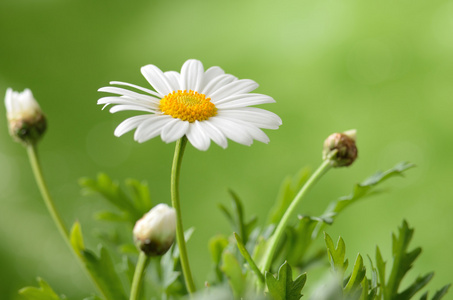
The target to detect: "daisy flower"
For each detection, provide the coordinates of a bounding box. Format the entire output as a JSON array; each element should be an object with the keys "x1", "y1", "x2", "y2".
[{"x1": 98, "y1": 59, "x2": 282, "y2": 151}]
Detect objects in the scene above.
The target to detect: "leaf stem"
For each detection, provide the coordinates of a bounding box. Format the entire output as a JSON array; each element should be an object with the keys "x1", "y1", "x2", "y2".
[
  {"x1": 26, "y1": 144, "x2": 108, "y2": 299},
  {"x1": 260, "y1": 158, "x2": 333, "y2": 273},
  {"x1": 171, "y1": 137, "x2": 196, "y2": 294},
  {"x1": 130, "y1": 252, "x2": 150, "y2": 300}
]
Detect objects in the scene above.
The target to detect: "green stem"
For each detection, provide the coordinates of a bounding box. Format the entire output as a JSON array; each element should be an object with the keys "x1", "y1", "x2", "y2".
[
  {"x1": 171, "y1": 137, "x2": 196, "y2": 294},
  {"x1": 260, "y1": 158, "x2": 333, "y2": 273},
  {"x1": 130, "y1": 252, "x2": 151, "y2": 300},
  {"x1": 26, "y1": 144, "x2": 107, "y2": 299}
]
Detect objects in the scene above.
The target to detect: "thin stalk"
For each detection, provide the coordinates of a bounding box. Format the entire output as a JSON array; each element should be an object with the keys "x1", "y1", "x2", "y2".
[
  {"x1": 260, "y1": 158, "x2": 334, "y2": 273},
  {"x1": 26, "y1": 144, "x2": 107, "y2": 299},
  {"x1": 171, "y1": 137, "x2": 196, "y2": 294},
  {"x1": 130, "y1": 252, "x2": 151, "y2": 300}
]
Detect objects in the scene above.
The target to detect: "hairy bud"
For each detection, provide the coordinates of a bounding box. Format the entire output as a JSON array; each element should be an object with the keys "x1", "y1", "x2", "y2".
[
  {"x1": 5, "y1": 88, "x2": 46, "y2": 145},
  {"x1": 323, "y1": 129, "x2": 358, "y2": 167},
  {"x1": 133, "y1": 204, "x2": 176, "y2": 256}
]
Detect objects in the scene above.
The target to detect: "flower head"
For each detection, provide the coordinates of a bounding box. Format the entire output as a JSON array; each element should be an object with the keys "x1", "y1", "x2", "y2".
[
  {"x1": 133, "y1": 204, "x2": 176, "y2": 256},
  {"x1": 323, "y1": 129, "x2": 358, "y2": 167},
  {"x1": 4, "y1": 88, "x2": 46, "y2": 145},
  {"x1": 98, "y1": 59, "x2": 282, "y2": 150}
]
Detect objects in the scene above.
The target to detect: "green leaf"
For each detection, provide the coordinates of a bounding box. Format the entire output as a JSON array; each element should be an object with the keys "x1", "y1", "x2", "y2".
[
  {"x1": 209, "y1": 235, "x2": 230, "y2": 283},
  {"x1": 19, "y1": 278, "x2": 62, "y2": 300},
  {"x1": 94, "y1": 211, "x2": 128, "y2": 222},
  {"x1": 265, "y1": 261, "x2": 307, "y2": 300},
  {"x1": 69, "y1": 222, "x2": 127, "y2": 300},
  {"x1": 125, "y1": 178, "x2": 152, "y2": 215},
  {"x1": 267, "y1": 168, "x2": 310, "y2": 225},
  {"x1": 324, "y1": 232, "x2": 348, "y2": 274},
  {"x1": 398, "y1": 273, "x2": 434, "y2": 299},
  {"x1": 234, "y1": 232, "x2": 265, "y2": 284},
  {"x1": 431, "y1": 284, "x2": 451, "y2": 300},
  {"x1": 313, "y1": 162, "x2": 415, "y2": 237},
  {"x1": 344, "y1": 254, "x2": 366, "y2": 294},
  {"x1": 221, "y1": 251, "x2": 246, "y2": 298}
]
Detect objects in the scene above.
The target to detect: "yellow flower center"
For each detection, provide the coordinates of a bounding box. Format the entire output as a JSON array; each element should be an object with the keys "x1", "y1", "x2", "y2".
[{"x1": 159, "y1": 90, "x2": 217, "y2": 122}]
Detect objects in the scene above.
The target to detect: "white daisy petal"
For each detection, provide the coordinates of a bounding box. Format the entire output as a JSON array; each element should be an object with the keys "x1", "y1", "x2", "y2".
[
  {"x1": 198, "y1": 120, "x2": 228, "y2": 149},
  {"x1": 114, "y1": 115, "x2": 151, "y2": 137},
  {"x1": 110, "y1": 81, "x2": 162, "y2": 98},
  {"x1": 218, "y1": 107, "x2": 282, "y2": 129},
  {"x1": 98, "y1": 96, "x2": 160, "y2": 109},
  {"x1": 98, "y1": 59, "x2": 281, "y2": 150},
  {"x1": 215, "y1": 94, "x2": 275, "y2": 109},
  {"x1": 141, "y1": 64, "x2": 174, "y2": 96},
  {"x1": 209, "y1": 79, "x2": 259, "y2": 102},
  {"x1": 199, "y1": 66, "x2": 225, "y2": 91},
  {"x1": 186, "y1": 121, "x2": 211, "y2": 151},
  {"x1": 209, "y1": 117, "x2": 253, "y2": 146},
  {"x1": 164, "y1": 71, "x2": 181, "y2": 91},
  {"x1": 180, "y1": 59, "x2": 204, "y2": 91},
  {"x1": 161, "y1": 118, "x2": 190, "y2": 143},
  {"x1": 109, "y1": 105, "x2": 156, "y2": 114},
  {"x1": 98, "y1": 86, "x2": 160, "y2": 103},
  {"x1": 134, "y1": 115, "x2": 173, "y2": 143},
  {"x1": 201, "y1": 74, "x2": 237, "y2": 96}
]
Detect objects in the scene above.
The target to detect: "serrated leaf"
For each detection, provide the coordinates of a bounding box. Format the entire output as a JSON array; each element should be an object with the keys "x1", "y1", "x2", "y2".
[
  {"x1": 313, "y1": 162, "x2": 415, "y2": 238},
  {"x1": 344, "y1": 254, "x2": 366, "y2": 294},
  {"x1": 398, "y1": 273, "x2": 434, "y2": 300},
  {"x1": 70, "y1": 221, "x2": 84, "y2": 257},
  {"x1": 221, "y1": 251, "x2": 246, "y2": 298},
  {"x1": 431, "y1": 284, "x2": 451, "y2": 300},
  {"x1": 324, "y1": 233, "x2": 348, "y2": 274},
  {"x1": 125, "y1": 178, "x2": 152, "y2": 214},
  {"x1": 265, "y1": 261, "x2": 307, "y2": 300},
  {"x1": 19, "y1": 278, "x2": 62, "y2": 300},
  {"x1": 209, "y1": 235, "x2": 229, "y2": 283}
]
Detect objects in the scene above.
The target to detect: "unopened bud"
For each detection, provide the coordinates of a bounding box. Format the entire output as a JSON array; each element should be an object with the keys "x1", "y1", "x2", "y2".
[
  {"x1": 4, "y1": 88, "x2": 46, "y2": 145},
  {"x1": 133, "y1": 204, "x2": 176, "y2": 256},
  {"x1": 323, "y1": 129, "x2": 358, "y2": 167}
]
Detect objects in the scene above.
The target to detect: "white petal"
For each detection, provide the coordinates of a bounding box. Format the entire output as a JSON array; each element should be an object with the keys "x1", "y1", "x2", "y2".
[
  {"x1": 209, "y1": 79, "x2": 259, "y2": 102},
  {"x1": 198, "y1": 120, "x2": 228, "y2": 149},
  {"x1": 186, "y1": 121, "x2": 211, "y2": 151},
  {"x1": 141, "y1": 65, "x2": 174, "y2": 96},
  {"x1": 109, "y1": 81, "x2": 162, "y2": 98},
  {"x1": 164, "y1": 71, "x2": 181, "y2": 91},
  {"x1": 199, "y1": 66, "x2": 225, "y2": 91},
  {"x1": 216, "y1": 116, "x2": 270, "y2": 144},
  {"x1": 134, "y1": 115, "x2": 173, "y2": 143},
  {"x1": 98, "y1": 96, "x2": 160, "y2": 110},
  {"x1": 98, "y1": 86, "x2": 160, "y2": 104},
  {"x1": 201, "y1": 74, "x2": 237, "y2": 96},
  {"x1": 109, "y1": 105, "x2": 156, "y2": 114},
  {"x1": 215, "y1": 93, "x2": 275, "y2": 109},
  {"x1": 209, "y1": 117, "x2": 253, "y2": 146},
  {"x1": 218, "y1": 107, "x2": 282, "y2": 129},
  {"x1": 180, "y1": 59, "x2": 204, "y2": 91},
  {"x1": 161, "y1": 118, "x2": 189, "y2": 143},
  {"x1": 114, "y1": 115, "x2": 151, "y2": 137}
]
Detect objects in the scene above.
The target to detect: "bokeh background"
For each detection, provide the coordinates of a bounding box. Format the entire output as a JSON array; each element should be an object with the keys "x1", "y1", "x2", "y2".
[{"x1": 1, "y1": 0, "x2": 452, "y2": 298}]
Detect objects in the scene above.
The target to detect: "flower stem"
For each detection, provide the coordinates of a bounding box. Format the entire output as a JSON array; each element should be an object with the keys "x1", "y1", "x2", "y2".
[
  {"x1": 130, "y1": 252, "x2": 151, "y2": 300},
  {"x1": 26, "y1": 144, "x2": 107, "y2": 299},
  {"x1": 171, "y1": 137, "x2": 196, "y2": 294},
  {"x1": 260, "y1": 158, "x2": 333, "y2": 273}
]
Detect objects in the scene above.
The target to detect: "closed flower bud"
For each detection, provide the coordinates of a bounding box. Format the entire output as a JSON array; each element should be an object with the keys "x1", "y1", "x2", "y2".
[
  {"x1": 133, "y1": 204, "x2": 176, "y2": 256},
  {"x1": 4, "y1": 88, "x2": 46, "y2": 145},
  {"x1": 323, "y1": 129, "x2": 358, "y2": 167}
]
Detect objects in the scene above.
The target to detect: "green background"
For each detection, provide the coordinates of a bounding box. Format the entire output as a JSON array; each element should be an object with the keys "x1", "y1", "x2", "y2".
[{"x1": 1, "y1": 0, "x2": 452, "y2": 298}]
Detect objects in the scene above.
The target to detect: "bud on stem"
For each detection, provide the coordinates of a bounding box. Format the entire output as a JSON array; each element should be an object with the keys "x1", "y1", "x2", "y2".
[
  {"x1": 4, "y1": 88, "x2": 46, "y2": 145},
  {"x1": 133, "y1": 204, "x2": 176, "y2": 256},
  {"x1": 323, "y1": 129, "x2": 358, "y2": 167}
]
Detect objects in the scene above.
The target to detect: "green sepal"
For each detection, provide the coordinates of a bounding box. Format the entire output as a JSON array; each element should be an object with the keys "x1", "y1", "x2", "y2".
[
  {"x1": 18, "y1": 277, "x2": 63, "y2": 300},
  {"x1": 265, "y1": 261, "x2": 307, "y2": 300}
]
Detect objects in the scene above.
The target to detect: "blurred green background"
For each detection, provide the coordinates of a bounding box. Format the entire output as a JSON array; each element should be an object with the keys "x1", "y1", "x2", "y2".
[{"x1": 1, "y1": 0, "x2": 452, "y2": 298}]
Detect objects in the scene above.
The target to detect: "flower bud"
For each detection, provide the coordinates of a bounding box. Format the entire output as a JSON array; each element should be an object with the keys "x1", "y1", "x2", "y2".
[
  {"x1": 4, "y1": 88, "x2": 46, "y2": 145},
  {"x1": 133, "y1": 204, "x2": 176, "y2": 256},
  {"x1": 323, "y1": 129, "x2": 358, "y2": 167}
]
